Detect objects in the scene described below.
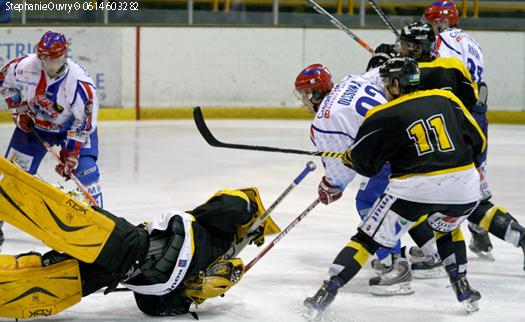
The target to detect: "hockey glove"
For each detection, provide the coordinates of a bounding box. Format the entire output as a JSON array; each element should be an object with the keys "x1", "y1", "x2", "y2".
[
  {"x1": 342, "y1": 147, "x2": 353, "y2": 169},
  {"x1": 8, "y1": 102, "x2": 35, "y2": 133},
  {"x1": 55, "y1": 149, "x2": 80, "y2": 178},
  {"x1": 318, "y1": 176, "x2": 342, "y2": 205},
  {"x1": 30, "y1": 95, "x2": 58, "y2": 118},
  {"x1": 366, "y1": 43, "x2": 397, "y2": 71}
]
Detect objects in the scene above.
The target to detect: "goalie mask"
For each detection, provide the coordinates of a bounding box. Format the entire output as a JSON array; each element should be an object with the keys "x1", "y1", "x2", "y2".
[
  {"x1": 398, "y1": 21, "x2": 436, "y2": 61},
  {"x1": 380, "y1": 57, "x2": 421, "y2": 98},
  {"x1": 37, "y1": 31, "x2": 68, "y2": 77},
  {"x1": 295, "y1": 64, "x2": 334, "y2": 113}
]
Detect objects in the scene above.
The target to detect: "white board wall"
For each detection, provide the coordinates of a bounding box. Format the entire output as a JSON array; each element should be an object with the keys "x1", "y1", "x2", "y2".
[{"x1": 0, "y1": 27, "x2": 523, "y2": 111}]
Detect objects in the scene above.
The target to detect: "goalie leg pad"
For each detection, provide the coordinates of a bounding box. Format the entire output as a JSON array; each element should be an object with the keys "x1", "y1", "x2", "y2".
[
  {"x1": 184, "y1": 258, "x2": 244, "y2": 304},
  {"x1": 0, "y1": 253, "x2": 82, "y2": 319},
  {"x1": 0, "y1": 156, "x2": 115, "y2": 263}
]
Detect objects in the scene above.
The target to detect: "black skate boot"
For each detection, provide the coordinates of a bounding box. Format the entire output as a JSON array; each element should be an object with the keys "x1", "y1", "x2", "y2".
[
  {"x1": 469, "y1": 229, "x2": 494, "y2": 261},
  {"x1": 446, "y1": 265, "x2": 481, "y2": 313},
  {"x1": 411, "y1": 253, "x2": 446, "y2": 279},
  {"x1": 369, "y1": 257, "x2": 413, "y2": 296},
  {"x1": 303, "y1": 277, "x2": 342, "y2": 320},
  {"x1": 450, "y1": 272, "x2": 481, "y2": 313}
]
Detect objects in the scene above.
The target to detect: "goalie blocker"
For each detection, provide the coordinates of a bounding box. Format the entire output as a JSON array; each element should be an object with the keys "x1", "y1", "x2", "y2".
[{"x1": 0, "y1": 156, "x2": 279, "y2": 319}]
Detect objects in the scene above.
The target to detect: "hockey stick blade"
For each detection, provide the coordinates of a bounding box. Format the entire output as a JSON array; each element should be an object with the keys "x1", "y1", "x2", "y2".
[{"x1": 193, "y1": 107, "x2": 344, "y2": 159}]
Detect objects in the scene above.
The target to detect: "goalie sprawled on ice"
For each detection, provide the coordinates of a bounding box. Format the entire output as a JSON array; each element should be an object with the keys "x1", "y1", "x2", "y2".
[{"x1": 0, "y1": 156, "x2": 279, "y2": 319}]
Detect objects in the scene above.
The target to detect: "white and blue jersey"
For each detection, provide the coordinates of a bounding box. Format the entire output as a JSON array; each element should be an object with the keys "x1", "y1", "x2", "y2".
[
  {"x1": 435, "y1": 28, "x2": 485, "y2": 84},
  {"x1": 310, "y1": 74, "x2": 387, "y2": 191},
  {"x1": 1, "y1": 54, "x2": 103, "y2": 206}
]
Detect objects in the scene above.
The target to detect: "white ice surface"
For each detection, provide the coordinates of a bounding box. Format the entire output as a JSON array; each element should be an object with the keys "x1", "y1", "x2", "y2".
[{"x1": 0, "y1": 120, "x2": 524, "y2": 322}]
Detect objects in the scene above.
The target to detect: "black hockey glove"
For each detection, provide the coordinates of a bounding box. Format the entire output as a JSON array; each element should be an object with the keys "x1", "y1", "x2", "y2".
[{"x1": 366, "y1": 43, "x2": 397, "y2": 71}]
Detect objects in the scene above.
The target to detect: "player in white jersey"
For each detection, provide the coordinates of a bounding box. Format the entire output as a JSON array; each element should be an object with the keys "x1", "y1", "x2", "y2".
[
  {"x1": 295, "y1": 64, "x2": 417, "y2": 295},
  {"x1": 0, "y1": 31, "x2": 103, "y2": 213},
  {"x1": 422, "y1": 1, "x2": 525, "y2": 265}
]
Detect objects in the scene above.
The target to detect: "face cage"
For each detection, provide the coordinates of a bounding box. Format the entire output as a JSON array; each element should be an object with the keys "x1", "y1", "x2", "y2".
[{"x1": 39, "y1": 54, "x2": 67, "y2": 76}]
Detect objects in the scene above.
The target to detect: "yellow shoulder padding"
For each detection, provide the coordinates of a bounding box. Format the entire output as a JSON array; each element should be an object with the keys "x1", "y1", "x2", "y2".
[
  {"x1": 0, "y1": 254, "x2": 82, "y2": 319},
  {"x1": 0, "y1": 156, "x2": 115, "y2": 263},
  {"x1": 238, "y1": 187, "x2": 281, "y2": 238}
]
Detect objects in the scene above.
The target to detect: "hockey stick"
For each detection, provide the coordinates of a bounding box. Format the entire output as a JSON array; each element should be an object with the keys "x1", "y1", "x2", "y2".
[
  {"x1": 223, "y1": 161, "x2": 317, "y2": 259},
  {"x1": 245, "y1": 198, "x2": 321, "y2": 272},
  {"x1": 193, "y1": 107, "x2": 344, "y2": 159},
  {"x1": 368, "y1": 0, "x2": 400, "y2": 38},
  {"x1": 305, "y1": 0, "x2": 375, "y2": 55},
  {"x1": 31, "y1": 128, "x2": 99, "y2": 206}
]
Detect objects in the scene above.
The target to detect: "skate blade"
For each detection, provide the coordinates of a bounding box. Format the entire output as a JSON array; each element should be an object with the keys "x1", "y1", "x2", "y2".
[
  {"x1": 370, "y1": 282, "x2": 414, "y2": 296},
  {"x1": 412, "y1": 267, "x2": 447, "y2": 279},
  {"x1": 300, "y1": 307, "x2": 322, "y2": 321},
  {"x1": 462, "y1": 299, "x2": 480, "y2": 313}
]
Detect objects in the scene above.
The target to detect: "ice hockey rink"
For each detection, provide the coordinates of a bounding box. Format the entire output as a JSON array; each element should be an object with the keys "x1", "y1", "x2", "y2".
[{"x1": 0, "y1": 119, "x2": 523, "y2": 322}]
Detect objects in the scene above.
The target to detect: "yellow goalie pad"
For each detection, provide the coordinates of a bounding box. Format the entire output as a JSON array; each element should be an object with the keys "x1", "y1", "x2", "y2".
[
  {"x1": 0, "y1": 254, "x2": 82, "y2": 319},
  {"x1": 237, "y1": 187, "x2": 281, "y2": 244},
  {"x1": 0, "y1": 156, "x2": 115, "y2": 263}
]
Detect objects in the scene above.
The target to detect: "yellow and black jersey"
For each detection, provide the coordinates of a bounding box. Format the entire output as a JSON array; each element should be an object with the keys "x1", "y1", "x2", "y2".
[
  {"x1": 418, "y1": 57, "x2": 478, "y2": 111},
  {"x1": 350, "y1": 89, "x2": 486, "y2": 179}
]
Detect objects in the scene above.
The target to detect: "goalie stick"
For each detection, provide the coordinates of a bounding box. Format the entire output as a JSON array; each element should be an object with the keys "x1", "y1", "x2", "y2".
[
  {"x1": 245, "y1": 198, "x2": 320, "y2": 272},
  {"x1": 223, "y1": 161, "x2": 317, "y2": 259},
  {"x1": 193, "y1": 106, "x2": 344, "y2": 159},
  {"x1": 368, "y1": 0, "x2": 400, "y2": 38},
  {"x1": 305, "y1": 0, "x2": 375, "y2": 55},
  {"x1": 31, "y1": 128, "x2": 100, "y2": 206}
]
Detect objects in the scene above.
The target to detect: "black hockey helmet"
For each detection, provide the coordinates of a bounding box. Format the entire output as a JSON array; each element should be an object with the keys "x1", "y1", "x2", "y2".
[
  {"x1": 399, "y1": 21, "x2": 436, "y2": 58},
  {"x1": 379, "y1": 57, "x2": 421, "y2": 94}
]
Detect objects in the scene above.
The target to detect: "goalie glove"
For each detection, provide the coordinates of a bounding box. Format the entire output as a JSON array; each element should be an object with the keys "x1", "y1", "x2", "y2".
[
  {"x1": 318, "y1": 176, "x2": 342, "y2": 205},
  {"x1": 184, "y1": 258, "x2": 244, "y2": 304}
]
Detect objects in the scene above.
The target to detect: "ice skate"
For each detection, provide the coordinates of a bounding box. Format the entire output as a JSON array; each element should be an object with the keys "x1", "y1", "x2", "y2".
[
  {"x1": 469, "y1": 230, "x2": 495, "y2": 261},
  {"x1": 369, "y1": 257, "x2": 414, "y2": 296},
  {"x1": 411, "y1": 254, "x2": 447, "y2": 279},
  {"x1": 370, "y1": 254, "x2": 395, "y2": 275},
  {"x1": 303, "y1": 278, "x2": 341, "y2": 321},
  {"x1": 450, "y1": 272, "x2": 481, "y2": 313},
  {"x1": 404, "y1": 246, "x2": 426, "y2": 263}
]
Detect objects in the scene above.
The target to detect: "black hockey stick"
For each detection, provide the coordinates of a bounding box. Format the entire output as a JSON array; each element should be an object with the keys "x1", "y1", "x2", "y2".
[
  {"x1": 368, "y1": 0, "x2": 400, "y2": 38},
  {"x1": 193, "y1": 106, "x2": 344, "y2": 159},
  {"x1": 305, "y1": 0, "x2": 375, "y2": 55},
  {"x1": 245, "y1": 198, "x2": 321, "y2": 272}
]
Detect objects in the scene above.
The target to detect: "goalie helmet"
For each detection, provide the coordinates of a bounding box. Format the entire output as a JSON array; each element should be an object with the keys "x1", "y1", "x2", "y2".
[
  {"x1": 37, "y1": 31, "x2": 68, "y2": 77},
  {"x1": 423, "y1": 1, "x2": 459, "y2": 27},
  {"x1": 295, "y1": 64, "x2": 334, "y2": 112},
  {"x1": 379, "y1": 57, "x2": 420, "y2": 95},
  {"x1": 399, "y1": 21, "x2": 436, "y2": 59}
]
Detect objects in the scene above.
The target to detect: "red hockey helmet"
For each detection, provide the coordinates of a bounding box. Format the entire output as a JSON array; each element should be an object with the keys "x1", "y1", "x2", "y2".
[
  {"x1": 295, "y1": 64, "x2": 333, "y2": 112},
  {"x1": 295, "y1": 64, "x2": 333, "y2": 96},
  {"x1": 37, "y1": 31, "x2": 68, "y2": 76},
  {"x1": 423, "y1": 1, "x2": 459, "y2": 27}
]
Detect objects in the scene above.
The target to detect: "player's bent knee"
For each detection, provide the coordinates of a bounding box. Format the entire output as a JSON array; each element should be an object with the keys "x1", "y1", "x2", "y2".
[{"x1": 0, "y1": 252, "x2": 81, "y2": 319}]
